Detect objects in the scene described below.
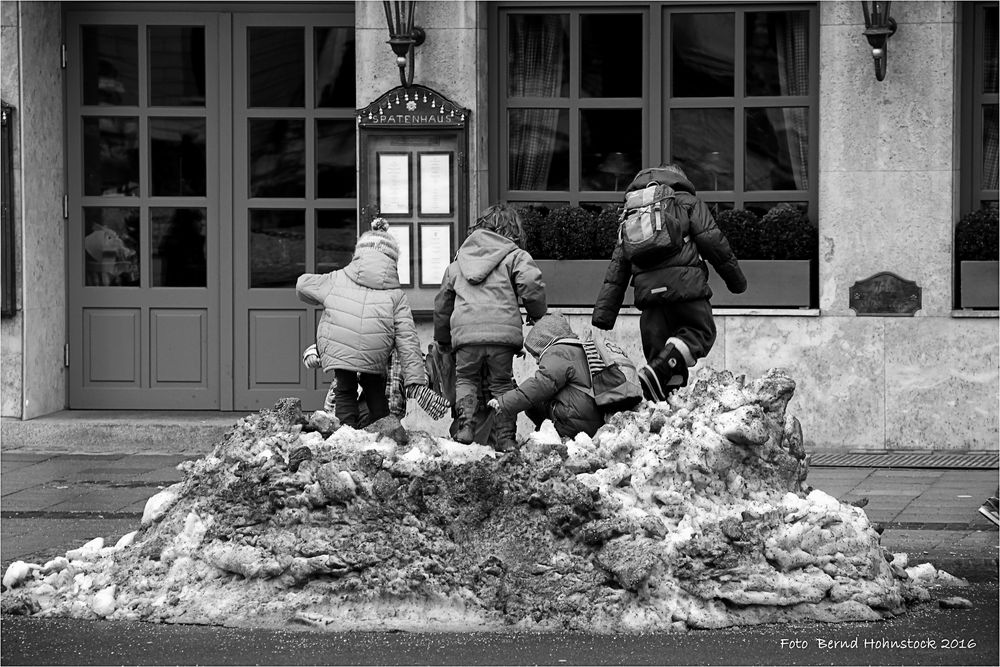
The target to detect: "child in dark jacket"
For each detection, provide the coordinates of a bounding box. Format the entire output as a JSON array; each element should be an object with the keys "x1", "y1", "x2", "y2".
[
  {"x1": 297, "y1": 218, "x2": 427, "y2": 428},
  {"x1": 593, "y1": 163, "x2": 747, "y2": 402},
  {"x1": 488, "y1": 313, "x2": 603, "y2": 440},
  {"x1": 434, "y1": 204, "x2": 547, "y2": 451}
]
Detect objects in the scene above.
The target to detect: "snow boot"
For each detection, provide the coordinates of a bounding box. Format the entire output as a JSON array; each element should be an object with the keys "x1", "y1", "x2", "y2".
[
  {"x1": 492, "y1": 411, "x2": 518, "y2": 453},
  {"x1": 638, "y1": 340, "x2": 690, "y2": 402},
  {"x1": 454, "y1": 395, "x2": 478, "y2": 444}
]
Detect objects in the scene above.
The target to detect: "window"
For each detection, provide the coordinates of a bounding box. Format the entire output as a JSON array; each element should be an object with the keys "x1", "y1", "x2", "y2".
[
  {"x1": 961, "y1": 2, "x2": 999, "y2": 214},
  {"x1": 491, "y1": 3, "x2": 818, "y2": 268}
]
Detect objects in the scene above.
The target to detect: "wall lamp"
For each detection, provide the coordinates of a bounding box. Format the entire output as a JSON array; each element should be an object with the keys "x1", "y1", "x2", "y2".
[
  {"x1": 861, "y1": 1, "x2": 897, "y2": 81},
  {"x1": 383, "y1": 1, "x2": 426, "y2": 88}
]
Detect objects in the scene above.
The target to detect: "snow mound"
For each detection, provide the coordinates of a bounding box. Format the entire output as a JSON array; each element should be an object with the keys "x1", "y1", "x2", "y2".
[{"x1": 1, "y1": 368, "x2": 939, "y2": 631}]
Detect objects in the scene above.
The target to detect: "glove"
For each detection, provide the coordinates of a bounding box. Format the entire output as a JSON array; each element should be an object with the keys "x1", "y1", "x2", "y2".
[
  {"x1": 302, "y1": 344, "x2": 322, "y2": 369},
  {"x1": 726, "y1": 274, "x2": 748, "y2": 295},
  {"x1": 436, "y1": 341, "x2": 452, "y2": 355},
  {"x1": 486, "y1": 398, "x2": 501, "y2": 413}
]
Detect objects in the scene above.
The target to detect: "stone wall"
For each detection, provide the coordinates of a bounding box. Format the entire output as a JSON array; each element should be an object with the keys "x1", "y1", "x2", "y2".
[
  {"x1": 1, "y1": 0, "x2": 23, "y2": 418},
  {"x1": 1, "y1": 0, "x2": 66, "y2": 419}
]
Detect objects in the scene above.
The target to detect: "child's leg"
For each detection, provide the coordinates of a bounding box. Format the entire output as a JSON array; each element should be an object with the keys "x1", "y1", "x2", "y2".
[
  {"x1": 484, "y1": 345, "x2": 518, "y2": 450},
  {"x1": 638, "y1": 301, "x2": 715, "y2": 401},
  {"x1": 358, "y1": 373, "x2": 389, "y2": 423},
  {"x1": 333, "y1": 369, "x2": 362, "y2": 427},
  {"x1": 453, "y1": 345, "x2": 487, "y2": 443}
]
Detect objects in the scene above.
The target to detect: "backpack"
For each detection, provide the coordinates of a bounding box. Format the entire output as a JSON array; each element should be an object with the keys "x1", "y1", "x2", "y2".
[
  {"x1": 617, "y1": 181, "x2": 690, "y2": 267},
  {"x1": 557, "y1": 337, "x2": 644, "y2": 414}
]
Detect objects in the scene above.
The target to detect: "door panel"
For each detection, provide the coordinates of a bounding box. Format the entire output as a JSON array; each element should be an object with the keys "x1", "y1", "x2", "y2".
[
  {"x1": 67, "y1": 12, "x2": 221, "y2": 409},
  {"x1": 233, "y1": 13, "x2": 356, "y2": 411}
]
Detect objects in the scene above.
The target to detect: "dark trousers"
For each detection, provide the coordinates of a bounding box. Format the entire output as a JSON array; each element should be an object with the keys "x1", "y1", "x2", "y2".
[
  {"x1": 639, "y1": 299, "x2": 716, "y2": 363},
  {"x1": 334, "y1": 369, "x2": 388, "y2": 428},
  {"x1": 454, "y1": 344, "x2": 516, "y2": 403}
]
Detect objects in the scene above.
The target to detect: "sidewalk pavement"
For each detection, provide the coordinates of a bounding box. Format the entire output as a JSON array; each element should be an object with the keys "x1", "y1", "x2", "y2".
[{"x1": 2, "y1": 450, "x2": 997, "y2": 579}]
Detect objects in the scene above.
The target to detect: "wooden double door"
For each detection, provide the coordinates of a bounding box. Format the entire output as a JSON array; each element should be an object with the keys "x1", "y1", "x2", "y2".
[{"x1": 66, "y1": 6, "x2": 357, "y2": 410}]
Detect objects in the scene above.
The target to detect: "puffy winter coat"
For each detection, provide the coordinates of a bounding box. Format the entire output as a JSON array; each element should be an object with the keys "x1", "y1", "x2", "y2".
[
  {"x1": 495, "y1": 314, "x2": 603, "y2": 439},
  {"x1": 592, "y1": 171, "x2": 747, "y2": 330},
  {"x1": 296, "y1": 248, "x2": 426, "y2": 385},
  {"x1": 434, "y1": 229, "x2": 547, "y2": 349}
]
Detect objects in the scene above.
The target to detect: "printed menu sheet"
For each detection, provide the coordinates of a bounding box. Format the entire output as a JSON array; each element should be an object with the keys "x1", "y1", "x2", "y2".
[
  {"x1": 419, "y1": 153, "x2": 451, "y2": 215},
  {"x1": 378, "y1": 153, "x2": 410, "y2": 214}
]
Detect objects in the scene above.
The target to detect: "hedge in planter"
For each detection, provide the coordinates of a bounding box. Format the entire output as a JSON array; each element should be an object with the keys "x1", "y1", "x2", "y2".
[
  {"x1": 955, "y1": 208, "x2": 999, "y2": 309},
  {"x1": 712, "y1": 205, "x2": 816, "y2": 308}
]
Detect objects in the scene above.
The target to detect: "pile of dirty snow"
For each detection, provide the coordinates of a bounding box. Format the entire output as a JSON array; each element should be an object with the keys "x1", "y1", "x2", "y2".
[{"x1": 1, "y1": 368, "x2": 966, "y2": 631}]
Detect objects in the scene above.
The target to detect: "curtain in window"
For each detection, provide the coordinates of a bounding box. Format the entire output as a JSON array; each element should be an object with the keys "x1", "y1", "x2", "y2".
[
  {"x1": 983, "y1": 15, "x2": 998, "y2": 192},
  {"x1": 508, "y1": 15, "x2": 564, "y2": 190},
  {"x1": 775, "y1": 13, "x2": 809, "y2": 190}
]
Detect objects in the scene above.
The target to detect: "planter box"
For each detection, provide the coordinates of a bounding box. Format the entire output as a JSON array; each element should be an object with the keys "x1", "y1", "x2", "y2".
[
  {"x1": 959, "y1": 260, "x2": 1000, "y2": 309},
  {"x1": 708, "y1": 259, "x2": 813, "y2": 308},
  {"x1": 535, "y1": 259, "x2": 632, "y2": 308}
]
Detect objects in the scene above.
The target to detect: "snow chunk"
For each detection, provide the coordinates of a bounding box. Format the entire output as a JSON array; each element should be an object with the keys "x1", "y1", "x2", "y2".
[{"x1": 141, "y1": 482, "x2": 183, "y2": 526}]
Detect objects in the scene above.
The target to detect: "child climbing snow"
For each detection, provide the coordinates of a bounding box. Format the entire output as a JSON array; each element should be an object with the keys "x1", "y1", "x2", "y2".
[
  {"x1": 296, "y1": 218, "x2": 427, "y2": 428},
  {"x1": 434, "y1": 204, "x2": 547, "y2": 451}
]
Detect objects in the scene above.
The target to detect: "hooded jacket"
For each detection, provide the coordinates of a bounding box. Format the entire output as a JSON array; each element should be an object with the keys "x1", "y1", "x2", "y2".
[
  {"x1": 495, "y1": 314, "x2": 604, "y2": 439},
  {"x1": 592, "y1": 170, "x2": 747, "y2": 330},
  {"x1": 296, "y1": 248, "x2": 425, "y2": 385},
  {"x1": 434, "y1": 229, "x2": 547, "y2": 349}
]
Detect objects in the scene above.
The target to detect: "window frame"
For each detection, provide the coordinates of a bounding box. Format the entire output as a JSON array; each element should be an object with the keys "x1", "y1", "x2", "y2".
[
  {"x1": 488, "y1": 1, "x2": 819, "y2": 218},
  {"x1": 960, "y1": 1, "x2": 999, "y2": 215}
]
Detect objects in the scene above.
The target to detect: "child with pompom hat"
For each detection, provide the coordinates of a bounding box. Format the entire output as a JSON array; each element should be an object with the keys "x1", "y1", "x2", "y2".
[{"x1": 297, "y1": 218, "x2": 429, "y2": 427}]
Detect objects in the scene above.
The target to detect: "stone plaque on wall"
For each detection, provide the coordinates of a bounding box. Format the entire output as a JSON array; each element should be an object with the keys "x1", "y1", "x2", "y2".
[{"x1": 849, "y1": 272, "x2": 922, "y2": 316}]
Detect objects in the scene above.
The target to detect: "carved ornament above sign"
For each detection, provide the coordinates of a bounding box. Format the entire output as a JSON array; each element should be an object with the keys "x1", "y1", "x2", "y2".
[{"x1": 357, "y1": 84, "x2": 470, "y2": 128}]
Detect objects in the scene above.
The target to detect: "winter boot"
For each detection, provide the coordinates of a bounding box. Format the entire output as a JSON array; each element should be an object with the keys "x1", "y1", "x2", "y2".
[
  {"x1": 454, "y1": 395, "x2": 478, "y2": 444},
  {"x1": 638, "y1": 339, "x2": 691, "y2": 402},
  {"x1": 492, "y1": 411, "x2": 518, "y2": 453}
]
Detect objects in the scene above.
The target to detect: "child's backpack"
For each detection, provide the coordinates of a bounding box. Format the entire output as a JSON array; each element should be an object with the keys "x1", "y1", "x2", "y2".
[
  {"x1": 559, "y1": 337, "x2": 644, "y2": 414},
  {"x1": 618, "y1": 177, "x2": 691, "y2": 267}
]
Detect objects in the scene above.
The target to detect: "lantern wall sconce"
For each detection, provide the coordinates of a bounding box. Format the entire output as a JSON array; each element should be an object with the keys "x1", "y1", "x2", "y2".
[
  {"x1": 383, "y1": 1, "x2": 426, "y2": 88},
  {"x1": 861, "y1": 1, "x2": 897, "y2": 81}
]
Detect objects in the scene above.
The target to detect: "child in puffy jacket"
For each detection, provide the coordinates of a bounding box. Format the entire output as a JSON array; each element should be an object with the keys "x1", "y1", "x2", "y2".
[
  {"x1": 593, "y1": 163, "x2": 747, "y2": 402},
  {"x1": 487, "y1": 313, "x2": 603, "y2": 440},
  {"x1": 297, "y1": 218, "x2": 427, "y2": 428},
  {"x1": 434, "y1": 204, "x2": 547, "y2": 451}
]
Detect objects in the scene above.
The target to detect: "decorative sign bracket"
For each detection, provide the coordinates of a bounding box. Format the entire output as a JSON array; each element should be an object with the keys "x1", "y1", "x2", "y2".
[
  {"x1": 849, "y1": 271, "x2": 922, "y2": 316},
  {"x1": 357, "y1": 84, "x2": 470, "y2": 129}
]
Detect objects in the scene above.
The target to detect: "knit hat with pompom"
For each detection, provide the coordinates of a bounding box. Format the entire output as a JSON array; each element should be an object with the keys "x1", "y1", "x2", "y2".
[{"x1": 354, "y1": 217, "x2": 400, "y2": 262}]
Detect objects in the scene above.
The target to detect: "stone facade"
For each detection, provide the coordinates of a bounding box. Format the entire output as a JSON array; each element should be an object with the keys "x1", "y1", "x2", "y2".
[
  {"x1": 1, "y1": 1, "x2": 996, "y2": 451},
  {"x1": 1, "y1": 0, "x2": 66, "y2": 419}
]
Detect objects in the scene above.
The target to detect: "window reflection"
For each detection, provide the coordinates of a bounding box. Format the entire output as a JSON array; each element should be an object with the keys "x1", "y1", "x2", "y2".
[
  {"x1": 152, "y1": 207, "x2": 206, "y2": 287},
  {"x1": 670, "y1": 108, "x2": 734, "y2": 191},
  {"x1": 316, "y1": 120, "x2": 356, "y2": 198},
  {"x1": 745, "y1": 11, "x2": 810, "y2": 97},
  {"x1": 149, "y1": 26, "x2": 206, "y2": 106},
  {"x1": 984, "y1": 7, "x2": 997, "y2": 95},
  {"x1": 581, "y1": 14, "x2": 642, "y2": 98},
  {"x1": 509, "y1": 109, "x2": 569, "y2": 191},
  {"x1": 984, "y1": 105, "x2": 998, "y2": 190},
  {"x1": 82, "y1": 25, "x2": 138, "y2": 106},
  {"x1": 507, "y1": 14, "x2": 569, "y2": 97},
  {"x1": 84, "y1": 207, "x2": 140, "y2": 286},
  {"x1": 249, "y1": 118, "x2": 305, "y2": 198},
  {"x1": 83, "y1": 117, "x2": 140, "y2": 196},
  {"x1": 672, "y1": 13, "x2": 734, "y2": 97},
  {"x1": 316, "y1": 210, "x2": 356, "y2": 273},
  {"x1": 315, "y1": 27, "x2": 355, "y2": 108},
  {"x1": 150, "y1": 117, "x2": 206, "y2": 196},
  {"x1": 581, "y1": 109, "x2": 641, "y2": 191},
  {"x1": 745, "y1": 107, "x2": 808, "y2": 191},
  {"x1": 248, "y1": 27, "x2": 304, "y2": 108},
  {"x1": 250, "y1": 209, "x2": 304, "y2": 288}
]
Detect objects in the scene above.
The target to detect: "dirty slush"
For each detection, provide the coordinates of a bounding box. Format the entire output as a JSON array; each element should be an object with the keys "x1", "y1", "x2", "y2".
[{"x1": 1, "y1": 368, "x2": 964, "y2": 631}]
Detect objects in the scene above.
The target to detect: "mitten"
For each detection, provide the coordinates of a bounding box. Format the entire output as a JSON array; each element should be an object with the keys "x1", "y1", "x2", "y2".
[{"x1": 302, "y1": 344, "x2": 321, "y2": 369}]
